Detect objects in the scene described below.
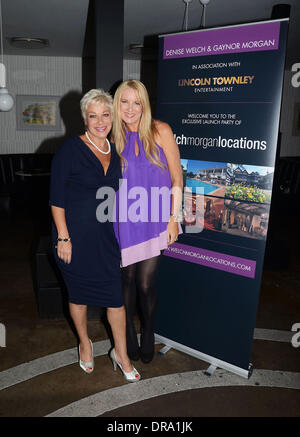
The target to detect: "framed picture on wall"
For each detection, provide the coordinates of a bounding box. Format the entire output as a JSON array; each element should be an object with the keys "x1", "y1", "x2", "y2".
[
  {"x1": 16, "y1": 95, "x2": 62, "y2": 131},
  {"x1": 292, "y1": 102, "x2": 300, "y2": 136}
]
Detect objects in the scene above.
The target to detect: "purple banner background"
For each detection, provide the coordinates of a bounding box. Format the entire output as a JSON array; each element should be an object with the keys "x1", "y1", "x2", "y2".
[
  {"x1": 163, "y1": 21, "x2": 280, "y2": 59},
  {"x1": 164, "y1": 242, "x2": 256, "y2": 279}
]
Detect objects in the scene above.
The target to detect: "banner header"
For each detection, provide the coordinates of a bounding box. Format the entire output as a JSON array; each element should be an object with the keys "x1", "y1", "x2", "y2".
[{"x1": 163, "y1": 21, "x2": 280, "y2": 59}]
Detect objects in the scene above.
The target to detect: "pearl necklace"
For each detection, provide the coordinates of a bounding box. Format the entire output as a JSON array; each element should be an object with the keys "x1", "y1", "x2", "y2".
[{"x1": 85, "y1": 131, "x2": 111, "y2": 155}]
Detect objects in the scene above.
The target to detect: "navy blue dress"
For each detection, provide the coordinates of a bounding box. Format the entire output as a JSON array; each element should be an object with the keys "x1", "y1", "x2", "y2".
[{"x1": 49, "y1": 136, "x2": 123, "y2": 307}]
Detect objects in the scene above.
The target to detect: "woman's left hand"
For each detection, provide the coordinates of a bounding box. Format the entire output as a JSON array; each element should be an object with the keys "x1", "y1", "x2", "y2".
[{"x1": 167, "y1": 219, "x2": 179, "y2": 245}]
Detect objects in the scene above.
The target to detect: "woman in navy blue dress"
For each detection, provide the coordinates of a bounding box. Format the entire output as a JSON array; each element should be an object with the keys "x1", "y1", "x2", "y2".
[{"x1": 49, "y1": 89, "x2": 140, "y2": 382}]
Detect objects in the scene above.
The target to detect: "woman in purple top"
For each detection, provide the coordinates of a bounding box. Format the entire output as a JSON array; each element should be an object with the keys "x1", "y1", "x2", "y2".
[{"x1": 113, "y1": 80, "x2": 182, "y2": 363}]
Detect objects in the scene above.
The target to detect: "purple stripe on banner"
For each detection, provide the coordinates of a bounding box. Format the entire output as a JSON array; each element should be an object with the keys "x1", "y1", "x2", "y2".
[
  {"x1": 163, "y1": 21, "x2": 280, "y2": 59},
  {"x1": 164, "y1": 242, "x2": 256, "y2": 279}
]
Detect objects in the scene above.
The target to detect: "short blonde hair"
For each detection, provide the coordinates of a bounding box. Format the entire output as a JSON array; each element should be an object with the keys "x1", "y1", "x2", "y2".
[{"x1": 80, "y1": 88, "x2": 113, "y2": 123}]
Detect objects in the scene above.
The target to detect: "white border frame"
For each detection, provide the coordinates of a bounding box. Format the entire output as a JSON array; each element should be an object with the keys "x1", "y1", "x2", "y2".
[{"x1": 16, "y1": 94, "x2": 62, "y2": 131}]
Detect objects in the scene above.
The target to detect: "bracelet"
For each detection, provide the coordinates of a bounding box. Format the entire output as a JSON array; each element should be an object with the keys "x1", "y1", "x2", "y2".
[
  {"x1": 57, "y1": 237, "x2": 71, "y2": 242},
  {"x1": 170, "y1": 213, "x2": 182, "y2": 222}
]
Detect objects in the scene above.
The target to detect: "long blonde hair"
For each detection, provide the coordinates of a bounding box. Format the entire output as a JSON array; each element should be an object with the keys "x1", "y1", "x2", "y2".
[{"x1": 112, "y1": 80, "x2": 165, "y2": 171}]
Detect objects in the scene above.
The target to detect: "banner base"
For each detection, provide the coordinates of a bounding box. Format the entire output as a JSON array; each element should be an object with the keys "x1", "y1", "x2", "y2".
[
  {"x1": 204, "y1": 364, "x2": 217, "y2": 377},
  {"x1": 155, "y1": 333, "x2": 252, "y2": 379}
]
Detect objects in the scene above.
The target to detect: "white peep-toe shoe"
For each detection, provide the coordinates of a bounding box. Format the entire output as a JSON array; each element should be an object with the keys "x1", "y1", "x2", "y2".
[
  {"x1": 79, "y1": 339, "x2": 94, "y2": 374},
  {"x1": 109, "y1": 348, "x2": 141, "y2": 382}
]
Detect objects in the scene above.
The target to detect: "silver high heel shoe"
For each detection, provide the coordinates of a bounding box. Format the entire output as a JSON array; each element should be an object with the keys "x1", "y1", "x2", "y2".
[
  {"x1": 109, "y1": 348, "x2": 141, "y2": 382},
  {"x1": 79, "y1": 339, "x2": 94, "y2": 374}
]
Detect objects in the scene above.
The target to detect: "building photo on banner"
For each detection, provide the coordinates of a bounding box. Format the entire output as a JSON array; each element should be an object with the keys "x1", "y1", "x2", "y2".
[
  {"x1": 0, "y1": 0, "x2": 300, "y2": 420},
  {"x1": 183, "y1": 160, "x2": 272, "y2": 239}
]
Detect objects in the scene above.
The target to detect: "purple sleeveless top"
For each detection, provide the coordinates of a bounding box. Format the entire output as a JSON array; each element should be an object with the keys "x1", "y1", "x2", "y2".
[{"x1": 113, "y1": 131, "x2": 173, "y2": 267}]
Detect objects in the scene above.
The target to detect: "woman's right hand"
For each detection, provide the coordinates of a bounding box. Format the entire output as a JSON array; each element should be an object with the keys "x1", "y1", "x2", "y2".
[{"x1": 57, "y1": 241, "x2": 72, "y2": 264}]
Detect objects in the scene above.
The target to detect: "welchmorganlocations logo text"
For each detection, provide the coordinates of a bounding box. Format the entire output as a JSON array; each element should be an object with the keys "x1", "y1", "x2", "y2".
[{"x1": 174, "y1": 134, "x2": 267, "y2": 151}]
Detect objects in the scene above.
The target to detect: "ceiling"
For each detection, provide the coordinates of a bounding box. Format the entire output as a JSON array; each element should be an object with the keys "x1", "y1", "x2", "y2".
[{"x1": 1, "y1": 0, "x2": 299, "y2": 67}]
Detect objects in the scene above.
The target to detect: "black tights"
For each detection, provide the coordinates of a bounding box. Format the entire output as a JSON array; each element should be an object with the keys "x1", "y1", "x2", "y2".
[{"x1": 121, "y1": 255, "x2": 161, "y2": 356}]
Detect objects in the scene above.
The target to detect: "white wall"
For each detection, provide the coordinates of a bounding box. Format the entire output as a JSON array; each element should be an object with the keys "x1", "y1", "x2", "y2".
[
  {"x1": 0, "y1": 55, "x2": 82, "y2": 154},
  {"x1": 123, "y1": 58, "x2": 141, "y2": 81},
  {"x1": 279, "y1": 69, "x2": 300, "y2": 157}
]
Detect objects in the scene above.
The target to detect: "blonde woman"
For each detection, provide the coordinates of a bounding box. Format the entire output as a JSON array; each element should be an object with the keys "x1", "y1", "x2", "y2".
[
  {"x1": 50, "y1": 89, "x2": 140, "y2": 382},
  {"x1": 113, "y1": 80, "x2": 182, "y2": 363}
]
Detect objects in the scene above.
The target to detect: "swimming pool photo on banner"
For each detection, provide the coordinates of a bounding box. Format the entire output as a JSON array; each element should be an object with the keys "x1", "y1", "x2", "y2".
[{"x1": 185, "y1": 160, "x2": 227, "y2": 197}]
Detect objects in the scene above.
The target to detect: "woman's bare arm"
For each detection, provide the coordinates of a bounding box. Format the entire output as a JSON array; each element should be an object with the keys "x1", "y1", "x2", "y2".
[{"x1": 155, "y1": 120, "x2": 183, "y2": 244}]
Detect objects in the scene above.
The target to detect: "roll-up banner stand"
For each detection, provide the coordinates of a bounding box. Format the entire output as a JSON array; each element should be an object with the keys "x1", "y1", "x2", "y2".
[{"x1": 155, "y1": 19, "x2": 289, "y2": 378}]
